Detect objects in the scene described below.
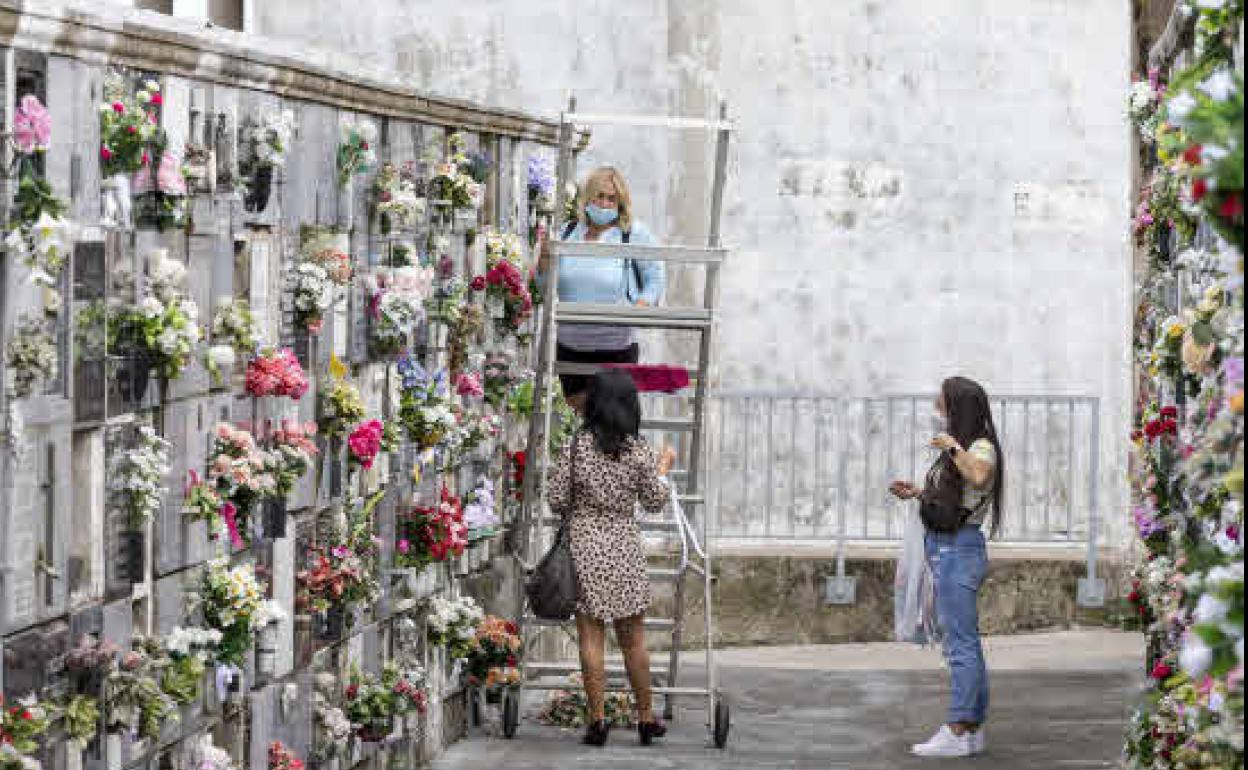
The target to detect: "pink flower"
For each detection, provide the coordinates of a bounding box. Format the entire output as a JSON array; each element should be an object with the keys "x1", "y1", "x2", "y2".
[
  {"x1": 348, "y1": 419, "x2": 385, "y2": 469},
  {"x1": 398, "y1": 539, "x2": 410, "y2": 554},
  {"x1": 456, "y1": 372, "x2": 484, "y2": 397},
  {"x1": 150, "y1": 92, "x2": 163, "y2": 107},
  {"x1": 245, "y1": 349, "x2": 308, "y2": 399},
  {"x1": 100, "y1": 146, "x2": 114, "y2": 161},
  {"x1": 111, "y1": 101, "x2": 125, "y2": 114},
  {"x1": 13, "y1": 95, "x2": 51, "y2": 154},
  {"x1": 221, "y1": 502, "x2": 243, "y2": 547}
]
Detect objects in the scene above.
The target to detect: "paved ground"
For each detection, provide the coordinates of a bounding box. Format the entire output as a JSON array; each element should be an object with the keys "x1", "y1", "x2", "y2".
[{"x1": 432, "y1": 630, "x2": 1142, "y2": 770}]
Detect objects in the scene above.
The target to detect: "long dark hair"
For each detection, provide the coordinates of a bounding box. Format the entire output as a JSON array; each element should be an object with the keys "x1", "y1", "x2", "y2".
[
  {"x1": 942, "y1": 376, "x2": 1005, "y2": 537},
  {"x1": 583, "y1": 370, "x2": 641, "y2": 456}
]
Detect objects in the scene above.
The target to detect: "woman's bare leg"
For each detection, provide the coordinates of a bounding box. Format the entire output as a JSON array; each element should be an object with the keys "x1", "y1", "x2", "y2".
[
  {"x1": 577, "y1": 612, "x2": 607, "y2": 722},
  {"x1": 614, "y1": 613, "x2": 653, "y2": 724}
]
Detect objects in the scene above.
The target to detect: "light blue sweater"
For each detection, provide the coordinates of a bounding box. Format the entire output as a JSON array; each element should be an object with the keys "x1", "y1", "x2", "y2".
[{"x1": 551, "y1": 220, "x2": 666, "y2": 351}]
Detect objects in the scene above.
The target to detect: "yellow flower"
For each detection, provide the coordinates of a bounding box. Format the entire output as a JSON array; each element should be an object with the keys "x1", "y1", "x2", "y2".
[{"x1": 1167, "y1": 322, "x2": 1186, "y2": 340}]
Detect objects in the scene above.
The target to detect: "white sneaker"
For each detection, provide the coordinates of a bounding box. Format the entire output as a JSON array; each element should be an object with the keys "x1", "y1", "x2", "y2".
[
  {"x1": 911, "y1": 725, "x2": 973, "y2": 758},
  {"x1": 968, "y1": 728, "x2": 986, "y2": 755}
]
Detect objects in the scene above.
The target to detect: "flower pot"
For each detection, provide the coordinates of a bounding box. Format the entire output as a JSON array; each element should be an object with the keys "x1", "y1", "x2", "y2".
[
  {"x1": 101, "y1": 174, "x2": 133, "y2": 229},
  {"x1": 318, "y1": 606, "x2": 348, "y2": 640},
  {"x1": 246, "y1": 165, "x2": 274, "y2": 213},
  {"x1": 117, "y1": 530, "x2": 145, "y2": 584},
  {"x1": 263, "y1": 498, "x2": 288, "y2": 540}
]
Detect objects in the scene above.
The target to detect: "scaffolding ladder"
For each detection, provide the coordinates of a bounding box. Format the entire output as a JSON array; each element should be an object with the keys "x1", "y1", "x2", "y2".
[{"x1": 513, "y1": 98, "x2": 732, "y2": 748}]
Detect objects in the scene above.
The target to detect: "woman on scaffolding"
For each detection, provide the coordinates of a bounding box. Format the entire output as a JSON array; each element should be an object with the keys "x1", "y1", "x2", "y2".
[{"x1": 537, "y1": 166, "x2": 666, "y2": 414}]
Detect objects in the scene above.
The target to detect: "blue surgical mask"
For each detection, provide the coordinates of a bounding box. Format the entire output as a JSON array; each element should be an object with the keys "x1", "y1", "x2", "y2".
[{"x1": 585, "y1": 203, "x2": 619, "y2": 226}]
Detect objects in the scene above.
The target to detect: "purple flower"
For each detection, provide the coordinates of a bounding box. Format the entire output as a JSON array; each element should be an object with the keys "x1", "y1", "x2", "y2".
[
  {"x1": 1134, "y1": 506, "x2": 1165, "y2": 539},
  {"x1": 1222, "y1": 356, "x2": 1243, "y2": 390},
  {"x1": 397, "y1": 354, "x2": 429, "y2": 391},
  {"x1": 527, "y1": 155, "x2": 556, "y2": 196}
]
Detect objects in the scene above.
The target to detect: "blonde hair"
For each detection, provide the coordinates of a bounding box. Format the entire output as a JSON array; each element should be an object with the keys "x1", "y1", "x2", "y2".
[{"x1": 577, "y1": 166, "x2": 634, "y2": 232}]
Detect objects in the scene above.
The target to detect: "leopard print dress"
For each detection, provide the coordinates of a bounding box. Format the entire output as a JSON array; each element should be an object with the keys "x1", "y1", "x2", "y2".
[{"x1": 547, "y1": 431, "x2": 670, "y2": 621}]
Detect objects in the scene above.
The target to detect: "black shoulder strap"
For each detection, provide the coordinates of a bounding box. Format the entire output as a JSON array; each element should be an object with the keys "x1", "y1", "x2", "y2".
[{"x1": 561, "y1": 221, "x2": 577, "y2": 240}]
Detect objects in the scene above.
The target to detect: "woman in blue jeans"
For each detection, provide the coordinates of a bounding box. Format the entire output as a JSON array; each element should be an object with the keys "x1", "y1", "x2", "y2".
[{"x1": 890, "y1": 376, "x2": 1004, "y2": 758}]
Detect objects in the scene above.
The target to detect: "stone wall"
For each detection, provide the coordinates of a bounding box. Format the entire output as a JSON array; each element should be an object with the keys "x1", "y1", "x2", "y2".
[
  {"x1": 0, "y1": 3, "x2": 562, "y2": 768},
  {"x1": 244, "y1": 0, "x2": 1137, "y2": 549}
]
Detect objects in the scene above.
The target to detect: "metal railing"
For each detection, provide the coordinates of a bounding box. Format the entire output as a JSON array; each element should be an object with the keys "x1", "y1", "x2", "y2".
[{"x1": 707, "y1": 392, "x2": 1101, "y2": 547}]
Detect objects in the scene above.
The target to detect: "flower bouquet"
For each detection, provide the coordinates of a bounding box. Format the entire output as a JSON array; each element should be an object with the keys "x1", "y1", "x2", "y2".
[
  {"x1": 336, "y1": 119, "x2": 377, "y2": 188},
  {"x1": 463, "y1": 478, "x2": 500, "y2": 543},
  {"x1": 346, "y1": 418, "x2": 398, "y2": 471},
  {"x1": 98, "y1": 75, "x2": 162, "y2": 178},
  {"x1": 397, "y1": 359, "x2": 457, "y2": 451},
  {"x1": 362, "y1": 265, "x2": 435, "y2": 356},
  {"x1": 538, "y1": 673, "x2": 636, "y2": 729},
  {"x1": 373, "y1": 161, "x2": 426, "y2": 233},
  {"x1": 317, "y1": 361, "x2": 365, "y2": 439},
  {"x1": 427, "y1": 595, "x2": 483, "y2": 661},
  {"x1": 207, "y1": 423, "x2": 278, "y2": 543},
  {"x1": 103, "y1": 644, "x2": 178, "y2": 741},
  {"x1": 293, "y1": 230, "x2": 353, "y2": 334},
  {"x1": 312, "y1": 677, "x2": 353, "y2": 760},
  {"x1": 271, "y1": 419, "x2": 319, "y2": 496},
  {"x1": 109, "y1": 251, "x2": 201, "y2": 381},
  {"x1": 245, "y1": 348, "x2": 309, "y2": 400},
  {"x1": 109, "y1": 424, "x2": 171, "y2": 528},
  {"x1": 242, "y1": 108, "x2": 294, "y2": 213},
  {"x1": 211, "y1": 297, "x2": 259, "y2": 354},
  {"x1": 343, "y1": 666, "x2": 401, "y2": 743},
  {"x1": 267, "y1": 741, "x2": 304, "y2": 770},
  {"x1": 429, "y1": 132, "x2": 483, "y2": 213},
  {"x1": 466, "y1": 615, "x2": 522, "y2": 701},
  {"x1": 161, "y1": 626, "x2": 222, "y2": 706},
  {"x1": 0, "y1": 694, "x2": 51, "y2": 767},
  {"x1": 198, "y1": 559, "x2": 284, "y2": 667},
  {"x1": 471, "y1": 229, "x2": 533, "y2": 336},
  {"x1": 5, "y1": 318, "x2": 57, "y2": 399}
]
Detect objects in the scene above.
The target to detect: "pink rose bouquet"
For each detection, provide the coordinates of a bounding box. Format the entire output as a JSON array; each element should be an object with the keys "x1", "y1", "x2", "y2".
[{"x1": 245, "y1": 348, "x2": 309, "y2": 399}]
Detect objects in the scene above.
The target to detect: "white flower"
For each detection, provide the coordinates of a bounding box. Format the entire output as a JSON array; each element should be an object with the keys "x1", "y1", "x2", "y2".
[
  {"x1": 1199, "y1": 68, "x2": 1237, "y2": 102},
  {"x1": 140, "y1": 295, "x2": 165, "y2": 318},
  {"x1": 144, "y1": 79, "x2": 161, "y2": 92},
  {"x1": 1194, "y1": 593, "x2": 1230, "y2": 624},
  {"x1": 1167, "y1": 92, "x2": 1198, "y2": 124},
  {"x1": 358, "y1": 120, "x2": 378, "y2": 144},
  {"x1": 1179, "y1": 633, "x2": 1213, "y2": 676},
  {"x1": 208, "y1": 344, "x2": 236, "y2": 371}
]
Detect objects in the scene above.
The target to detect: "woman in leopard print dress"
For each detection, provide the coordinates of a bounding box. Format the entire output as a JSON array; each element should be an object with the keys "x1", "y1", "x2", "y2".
[{"x1": 547, "y1": 369, "x2": 675, "y2": 747}]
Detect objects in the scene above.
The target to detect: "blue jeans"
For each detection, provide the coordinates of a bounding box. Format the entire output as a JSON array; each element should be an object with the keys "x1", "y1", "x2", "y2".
[{"x1": 925, "y1": 525, "x2": 989, "y2": 725}]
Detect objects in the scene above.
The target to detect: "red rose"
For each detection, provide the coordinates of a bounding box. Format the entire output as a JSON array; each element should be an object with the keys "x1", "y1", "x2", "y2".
[
  {"x1": 1131, "y1": 430, "x2": 1144, "y2": 441},
  {"x1": 1181, "y1": 144, "x2": 1202, "y2": 165},
  {"x1": 1159, "y1": 406, "x2": 1177, "y2": 419},
  {"x1": 19, "y1": 710, "x2": 31, "y2": 721},
  {"x1": 504, "y1": 621, "x2": 518, "y2": 635},
  {"x1": 127, "y1": 125, "x2": 138, "y2": 135},
  {"x1": 507, "y1": 655, "x2": 518, "y2": 667},
  {"x1": 1220, "y1": 191, "x2": 1243, "y2": 219},
  {"x1": 361, "y1": 141, "x2": 370, "y2": 151},
  {"x1": 150, "y1": 92, "x2": 163, "y2": 106},
  {"x1": 1192, "y1": 178, "x2": 1209, "y2": 202},
  {"x1": 1150, "y1": 662, "x2": 1172, "y2": 680},
  {"x1": 470, "y1": 275, "x2": 487, "y2": 291},
  {"x1": 1138, "y1": 606, "x2": 1147, "y2": 616},
  {"x1": 1127, "y1": 591, "x2": 1140, "y2": 603},
  {"x1": 346, "y1": 684, "x2": 359, "y2": 699}
]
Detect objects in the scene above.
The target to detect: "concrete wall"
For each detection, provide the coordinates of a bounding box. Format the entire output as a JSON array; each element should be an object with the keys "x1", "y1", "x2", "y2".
[{"x1": 241, "y1": 0, "x2": 1134, "y2": 545}]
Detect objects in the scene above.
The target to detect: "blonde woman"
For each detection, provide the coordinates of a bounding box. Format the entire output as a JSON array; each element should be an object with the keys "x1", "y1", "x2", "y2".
[{"x1": 538, "y1": 166, "x2": 666, "y2": 411}]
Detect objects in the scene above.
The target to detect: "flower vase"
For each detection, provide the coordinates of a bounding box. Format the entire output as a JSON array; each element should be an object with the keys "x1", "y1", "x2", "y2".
[
  {"x1": 115, "y1": 354, "x2": 154, "y2": 412},
  {"x1": 101, "y1": 173, "x2": 133, "y2": 229},
  {"x1": 246, "y1": 165, "x2": 274, "y2": 213},
  {"x1": 256, "y1": 621, "x2": 280, "y2": 682},
  {"x1": 104, "y1": 733, "x2": 123, "y2": 770},
  {"x1": 318, "y1": 606, "x2": 346, "y2": 640},
  {"x1": 337, "y1": 179, "x2": 354, "y2": 229}
]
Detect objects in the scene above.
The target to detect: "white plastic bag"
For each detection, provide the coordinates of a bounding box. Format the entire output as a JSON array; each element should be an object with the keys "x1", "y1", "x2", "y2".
[{"x1": 894, "y1": 509, "x2": 939, "y2": 645}]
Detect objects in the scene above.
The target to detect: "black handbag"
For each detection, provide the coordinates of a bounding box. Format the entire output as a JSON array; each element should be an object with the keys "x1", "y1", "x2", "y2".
[
  {"x1": 525, "y1": 437, "x2": 581, "y2": 620},
  {"x1": 918, "y1": 452, "x2": 972, "y2": 533}
]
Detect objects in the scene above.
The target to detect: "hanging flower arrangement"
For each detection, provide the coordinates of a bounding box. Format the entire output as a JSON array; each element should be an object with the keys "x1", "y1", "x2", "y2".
[
  {"x1": 98, "y1": 75, "x2": 162, "y2": 177},
  {"x1": 465, "y1": 615, "x2": 522, "y2": 695},
  {"x1": 5, "y1": 318, "x2": 57, "y2": 399},
  {"x1": 397, "y1": 485, "x2": 467, "y2": 568},
  {"x1": 316, "y1": 360, "x2": 366, "y2": 440},
  {"x1": 397, "y1": 357, "x2": 457, "y2": 451},
  {"x1": 293, "y1": 231, "x2": 353, "y2": 334},
  {"x1": 206, "y1": 422, "x2": 278, "y2": 543},
  {"x1": 271, "y1": 419, "x2": 319, "y2": 497},
  {"x1": 430, "y1": 132, "x2": 484, "y2": 212},
  {"x1": 109, "y1": 251, "x2": 202, "y2": 380},
  {"x1": 198, "y1": 559, "x2": 284, "y2": 667},
  {"x1": 361, "y1": 265, "x2": 435, "y2": 356},
  {"x1": 346, "y1": 419, "x2": 398, "y2": 471},
  {"x1": 372, "y1": 161, "x2": 426, "y2": 233},
  {"x1": 336, "y1": 119, "x2": 377, "y2": 188},
  {"x1": 0, "y1": 694, "x2": 51, "y2": 769},
  {"x1": 471, "y1": 229, "x2": 533, "y2": 335},
  {"x1": 109, "y1": 424, "x2": 172, "y2": 528},
  {"x1": 427, "y1": 594, "x2": 483, "y2": 661},
  {"x1": 245, "y1": 348, "x2": 309, "y2": 399}
]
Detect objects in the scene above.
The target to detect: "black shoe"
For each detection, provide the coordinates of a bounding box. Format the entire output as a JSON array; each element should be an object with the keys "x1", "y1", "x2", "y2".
[
  {"x1": 582, "y1": 720, "x2": 610, "y2": 746},
  {"x1": 638, "y1": 719, "x2": 667, "y2": 746}
]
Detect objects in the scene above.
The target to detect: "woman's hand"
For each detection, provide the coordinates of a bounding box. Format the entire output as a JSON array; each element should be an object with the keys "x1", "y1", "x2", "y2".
[
  {"x1": 889, "y1": 480, "x2": 922, "y2": 500},
  {"x1": 657, "y1": 446, "x2": 677, "y2": 476},
  {"x1": 930, "y1": 432, "x2": 962, "y2": 454}
]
